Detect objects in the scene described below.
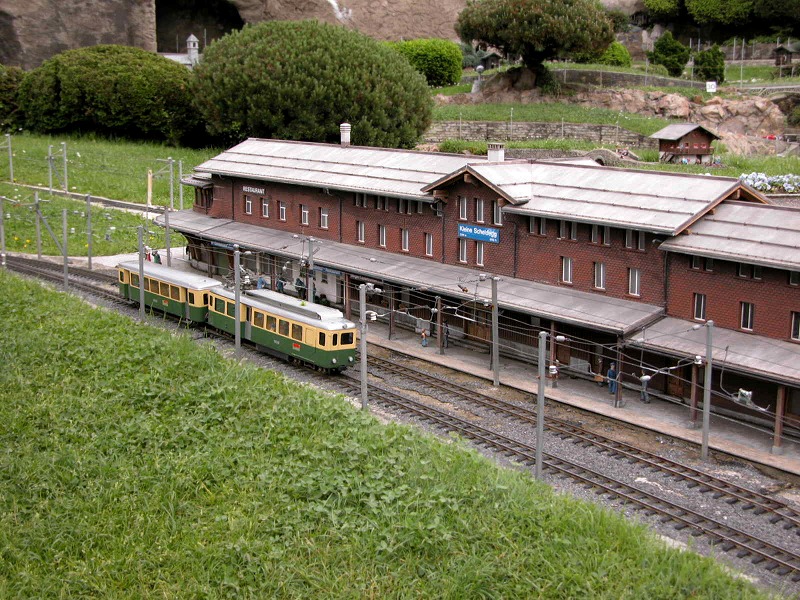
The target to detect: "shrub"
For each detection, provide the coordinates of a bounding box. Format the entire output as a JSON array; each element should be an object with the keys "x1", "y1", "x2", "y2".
[
  {"x1": 192, "y1": 21, "x2": 433, "y2": 148},
  {"x1": 599, "y1": 41, "x2": 632, "y2": 67},
  {"x1": 18, "y1": 46, "x2": 198, "y2": 145},
  {"x1": 693, "y1": 45, "x2": 725, "y2": 83},
  {"x1": 648, "y1": 31, "x2": 690, "y2": 77},
  {"x1": 635, "y1": 62, "x2": 670, "y2": 77},
  {"x1": 390, "y1": 39, "x2": 463, "y2": 87},
  {"x1": 0, "y1": 64, "x2": 24, "y2": 131}
]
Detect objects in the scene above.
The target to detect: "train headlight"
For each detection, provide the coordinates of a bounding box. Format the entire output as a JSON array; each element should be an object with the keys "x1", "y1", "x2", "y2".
[
  {"x1": 331, "y1": 358, "x2": 337, "y2": 364},
  {"x1": 348, "y1": 356, "x2": 354, "y2": 363}
]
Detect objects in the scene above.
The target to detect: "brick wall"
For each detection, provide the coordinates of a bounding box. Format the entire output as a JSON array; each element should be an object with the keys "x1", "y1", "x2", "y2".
[
  {"x1": 667, "y1": 254, "x2": 800, "y2": 341},
  {"x1": 424, "y1": 120, "x2": 656, "y2": 148}
]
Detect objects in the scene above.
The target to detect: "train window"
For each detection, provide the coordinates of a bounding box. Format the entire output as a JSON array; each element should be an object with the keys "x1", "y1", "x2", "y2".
[
  {"x1": 188, "y1": 292, "x2": 195, "y2": 304},
  {"x1": 170, "y1": 286, "x2": 180, "y2": 300},
  {"x1": 332, "y1": 333, "x2": 338, "y2": 347},
  {"x1": 279, "y1": 320, "x2": 289, "y2": 336},
  {"x1": 341, "y1": 332, "x2": 354, "y2": 345},
  {"x1": 318, "y1": 332, "x2": 326, "y2": 347},
  {"x1": 214, "y1": 297, "x2": 225, "y2": 313},
  {"x1": 203, "y1": 294, "x2": 209, "y2": 306},
  {"x1": 292, "y1": 323, "x2": 302, "y2": 341},
  {"x1": 119, "y1": 271, "x2": 125, "y2": 283},
  {"x1": 160, "y1": 282, "x2": 170, "y2": 297},
  {"x1": 226, "y1": 302, "x2": 235, "y2": 317},
  {"x1": 267, "y1": 316, "x2": 277, "y2": 332},
  {"x1": 254, "y1": 311, "x2": 265, "y2": 328},
  {"x1": 143, "y1": 278, "x2": 151, "y2": 292},
  {"x1": 131, "y1": 274, "x2": 139, "y2": 287}
]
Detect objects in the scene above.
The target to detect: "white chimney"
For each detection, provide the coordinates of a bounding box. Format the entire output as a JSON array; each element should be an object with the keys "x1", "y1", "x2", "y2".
[
  {"x1": 340, "y1": 123, "x2": 351, "y2": 147},
  {"x1": 187, "y1": 34, "x2": 199, "y2": 66},
  {"x1": 487, "y1": 142, "x2": 505, "y2": 162}
]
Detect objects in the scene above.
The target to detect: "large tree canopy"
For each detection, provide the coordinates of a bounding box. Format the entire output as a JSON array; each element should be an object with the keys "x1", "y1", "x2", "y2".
[
  {"x1": 455, "y1": 0, "x2": 614, "y2": 76},
  {"x1": 685, "y1": 0, "x2": 752, "y2": 25},
  {"x1": 192, "y1": 20, "x2": 433, "y2": 148}
]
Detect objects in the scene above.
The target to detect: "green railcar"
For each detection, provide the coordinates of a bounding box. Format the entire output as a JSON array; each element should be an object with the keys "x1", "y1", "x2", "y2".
[{"x1": 117, "y1": 261, "x2": 221, "y2": 322}]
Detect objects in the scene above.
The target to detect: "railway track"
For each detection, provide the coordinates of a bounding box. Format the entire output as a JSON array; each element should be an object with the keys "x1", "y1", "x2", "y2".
[
  {"x1": 6, "y1": 256, "x2": 800, "y2": 589},
  {"x1": 331, "y1": 370, "x2": 800, "y2": 584},
  {"x1": 366, "y1": 354, "x2": 800, "y2": 535}
]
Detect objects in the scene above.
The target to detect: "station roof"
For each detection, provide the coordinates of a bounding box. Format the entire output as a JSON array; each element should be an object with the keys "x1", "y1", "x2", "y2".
[
  {"x1": 425, "y1": 162, "x2": 760, "y2": 234},
  {"x1": 659, "y1": 201, "x2": 800, "y2": 270},
  {"x1": 159, "y1": 210, "x2": 664, "y2": 335},
  {"x1": 626, "y1": 317, "x2": 800, "y2": 387},
  {"x1": 649, "y1": 123, "x2": 720, "y2": 141},
  {"x1": 193, "y1": 138, "x2": 486, "y2": 201}
]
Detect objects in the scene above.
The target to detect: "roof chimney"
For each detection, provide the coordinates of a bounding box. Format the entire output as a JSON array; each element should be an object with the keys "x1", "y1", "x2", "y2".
[
  {"x1": 340, "y1": 123, "x2": 351, "y2": 147},
  {"x1": 487, "y1": 142, "x2": 505, "y2": 162},
  {"x1": 187, "y1": 34, "x2": 199, "y2": 66}
]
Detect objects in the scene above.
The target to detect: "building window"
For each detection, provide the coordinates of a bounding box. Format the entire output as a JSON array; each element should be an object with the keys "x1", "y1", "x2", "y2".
[
  {"x1": 378, "y1": 224, "x2": 386, "y2": 248},
  {"x1": 300, "y1": 204, "x2": 309, "y2": 225},
  {"x1": 628, "y1": 268, "x2": 641, "y2": 296},
  {"x1": 752, "y1": 265, "x2": 763, "y2": 280},
  {"x1": 459, "y1": 196, "x2": 468, "y2": 220},
  {"x1": 375, "y1": 196, "x2": 388, "y2": 211},
  {"x1": 593, "y1": 262, "x2": 606, "y2": 290},
  {"x1": 691, "y1": 256, "x2": 701, "y2": 269},
  {"x1": 398, "y1": 199, "x2": 407, "y2": 214},
  {"x1": 476, "y1": 241, "x2": 484, "y2": 266},
  {"x1": 475, "y1": 198, "x2": 484, "y2": 223},
  {"x1": 357, "y1": 220, "x2": 365, "y2": 243},
  {"x1": 261, "y1": 198, "x2": 269, "y2": 218},
  {"x1": 790, "y1": 271, "x2": 800, "y2": 286},
  {"x1": 319, "y1": 208, "x2": 329, "y2": 229},
  {"x1": 792, "y1": 312, "x2": 800, "y2": 341},
  {"x1": 625, "y1": 229, "x2": 634, "y2": 248},
  {"x1": 244, "y1": 195, "x2": 253, "y2": 215},
  {"x1": 560, "y1": 220, "x2": 577, "y2": 240},
  {"x1": 637, "y1": 230, "x2": 646, "y2": 251},
  {"x1": 693, "y1": 293, "x2": 706, "y2": 321},
  {"x1": 425, "y1": 233, "x2": 433, "y2": 257},
  {"x1": 492, "y1": 200, "x2": 502, "y2": 225},
  {"x1": 590, "y1": 225, "x2": 610, "y2": 245},
  {"x1": 401, "y1": 228, "x2": 409, "y2": 252},
  {"x1": 559, "y1": 220, "x2": 567, "y2": 239},
  {"x1": 740, "y1": 302, "x2": 754, "y2": 331},
  {"x1": 591, "y1": 224, "x2": 600, "y2": 244},
  {"x1": 561, "y1": 257, "x2": 573, "y2": 284},
  {"x1": 458, "y1": 238, "x2": 468, "y2": 263},
  {"x1": 538, "y1": 217, "x2": 547, "y2": 236},
  {"x1": 279, "y1": 201, "x2": 286, "y2": 221},
  {"x1": 354, "y1": 193, "x2": 367, "y2": 208}
]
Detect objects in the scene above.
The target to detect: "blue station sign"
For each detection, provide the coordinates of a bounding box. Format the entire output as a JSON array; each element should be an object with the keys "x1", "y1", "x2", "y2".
[{"x1": 457, "y1": 223, "x2": 500, "y2": 244}]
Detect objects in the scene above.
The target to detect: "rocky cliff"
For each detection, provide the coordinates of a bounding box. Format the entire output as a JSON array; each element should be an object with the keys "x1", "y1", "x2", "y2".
[{"x1": 2, "y1": 0, "x2": 646, "y2": 70}]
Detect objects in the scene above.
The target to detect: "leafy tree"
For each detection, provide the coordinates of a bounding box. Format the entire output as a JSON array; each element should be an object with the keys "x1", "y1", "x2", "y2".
[
  {"x1": 604, "y1": 9, "x2": 631, "y2": 32},
  {"x1": 599, "y1": 41, "x2": 632, "y2": 67},
  {"x1": 642, "y1": 0, "x2": 681, "y2": 18},
  {"x1": 18, "y1": 46, "x2": 198, "y2": 145},
  {"x1": 389, "y1": 39, "x2": 463, "y2": 87},
  {"x1": 192, "y1": 21, "x2": 432, "y2": 148},
  {"x1": 685, "y1": 0, "x2": 753, "y2": 24},
  {"x1": 0, "y1": 64, "x2": 24, "y2": 131},
  {"x1": 455, "y1": 0, "x2": 614, "y2": 84},
  {"x1": 693, "y1": 45, "x2": 725, "y2": 83},
  {"x1": 753, "y1": 0, "x2": 800, "y2": 27},
  {"x1": 648, "y1": 31, "x2": 690, "y2": 77}
]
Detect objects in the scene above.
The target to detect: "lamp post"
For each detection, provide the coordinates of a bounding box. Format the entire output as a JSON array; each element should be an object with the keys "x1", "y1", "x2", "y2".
[
  {"x1": 233, "y1": 245, "x2": 252, "y2": 356},
  {"x1": 536, "y1": 331, "x2": 565, "y2": 480},
  {"x1": 359, "y1": 283, "x2": 368, "y2": 410},
  {"x1": 491, "y1": 275, "x2": 500, "y2": 386},
  {"x1": 701, "y1": 320, "x2": 714, "y2": 460},
  {"x1": 137, "y1": 225, "x2": 145, "y2": 322}
]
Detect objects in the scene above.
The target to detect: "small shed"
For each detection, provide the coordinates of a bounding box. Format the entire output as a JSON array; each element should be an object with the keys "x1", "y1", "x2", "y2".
[
  {"x1": 773, "y1": 41, "x2": 800, "y2": 66},
  {"x1": 649, "y1": 123, "x2": 720, "y2": 165},
  {"x1": 478, "y1": 51, "x2": 503, "y2": 71}
]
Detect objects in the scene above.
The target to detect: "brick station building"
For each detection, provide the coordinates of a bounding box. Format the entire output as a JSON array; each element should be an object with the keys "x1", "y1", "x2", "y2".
[{"x1": 166, "y1": 127, "x2": 800, "y2": 452}]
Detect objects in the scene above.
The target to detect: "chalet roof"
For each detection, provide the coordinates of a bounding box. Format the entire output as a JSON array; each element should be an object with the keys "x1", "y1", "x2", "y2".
[
  {"x1": 159, "y1": 210, "x2": 663, "y2": 335},
  {"x1": 627, "y1": 317, "x2": 800, "y2": 387},
  {"x1": 649, "y1": 123, "x2": 720, "y2": 141},
  {"x1": 774, "y1": 41, "x2": 800, "y2": 54},
  {"x1": 425, "y1": 162, "x2": 754, "y2": 235},
  {"x1": 193, "y1": 138, "x2": 486, "y2": 201},
  {"x1": 658, "y1": 201, "x2": 800, "y2": 269}
]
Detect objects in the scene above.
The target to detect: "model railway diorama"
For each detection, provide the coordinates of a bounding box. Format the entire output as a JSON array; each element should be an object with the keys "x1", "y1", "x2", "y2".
[{"x1": 116, "y1": 261, "x2": 357, "y2": 373}]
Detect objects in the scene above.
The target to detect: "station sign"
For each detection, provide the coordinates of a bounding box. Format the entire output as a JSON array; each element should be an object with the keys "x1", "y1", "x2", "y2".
[
  {"x1": 243, "y1": 185, "x2": 266, "y2": 195},
  {"x1": 457, "y1": 223, "x2": 500, "y2": 244}
]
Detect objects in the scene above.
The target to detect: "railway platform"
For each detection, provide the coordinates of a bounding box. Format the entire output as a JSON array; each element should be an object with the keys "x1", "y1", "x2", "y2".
[
  {"x1": 83, "y1": 251, "x2": 800, "y2": 477},
  {"x1": 362, "y1": 319, "x2": 800, "y2": 479}
]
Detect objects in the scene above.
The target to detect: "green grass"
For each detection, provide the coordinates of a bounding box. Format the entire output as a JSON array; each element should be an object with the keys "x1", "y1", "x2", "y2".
[
  {"x1": 432, "y1": 83, "x2": 472, "y2": 96},
  {"x1": 0, "y1": 182, "x2": 183, "y2": 256},
  {"x1": 0, "y1": 272, "x2": 771, "y2": 598},
  {"x1": 433, "y1": 102, "x2": 671, "y2": 136},
  {"x1": 2, "y1": 132, "x2": 219, "y2": 208}
]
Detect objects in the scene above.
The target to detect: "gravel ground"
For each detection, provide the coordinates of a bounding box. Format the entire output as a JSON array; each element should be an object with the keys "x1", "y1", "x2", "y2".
[{"x1": 75, "y1": 284, "x2": 800, "y2": 598}]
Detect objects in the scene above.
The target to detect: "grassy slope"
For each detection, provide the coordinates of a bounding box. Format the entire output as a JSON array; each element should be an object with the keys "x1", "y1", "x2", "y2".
[{"x1": 0, "y1": 272, "x2": 768, "y2": 598}]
